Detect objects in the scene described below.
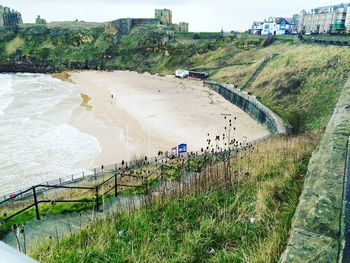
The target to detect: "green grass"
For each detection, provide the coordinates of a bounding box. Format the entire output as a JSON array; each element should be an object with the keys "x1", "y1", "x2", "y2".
[
  {"x1": 31, "y1": 135, "x2": 317, "y2": 262},
  {"x1": 245, "y1": 44, "x2": 350, "y2": 131},
  {"x1": 0, "y1": 199, "x2": 95, "y2": 239}
]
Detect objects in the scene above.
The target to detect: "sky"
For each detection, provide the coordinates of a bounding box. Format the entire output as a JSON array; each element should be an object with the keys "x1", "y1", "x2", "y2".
[{"x1": 0, "y1": 0, "x2": 347, "y2": 31}]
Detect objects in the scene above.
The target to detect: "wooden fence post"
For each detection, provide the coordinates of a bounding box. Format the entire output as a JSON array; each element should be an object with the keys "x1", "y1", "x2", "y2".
[
  {"x1": 95, "y1": 186, "x2": 100, "y2": 211},
  {"x1": 144, "y1": 177, "x2": 149, "y2": 196},
  {"x1": 114, "y1": 172, "x2": 118, "y2": 197},
  {"x1": 32, "y1": 187, "x2": 40, "y2": 220}
]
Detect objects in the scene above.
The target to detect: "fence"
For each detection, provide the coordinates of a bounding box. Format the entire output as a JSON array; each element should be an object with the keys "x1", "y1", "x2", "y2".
[
  {"x1": 0, "y1": 156, "x2": 162, "y2": 203},
  {"x1": 1, "y1": 132, "x2": 275, "y2": 256},
  {"x1": 205, "y1": 80, "x2": 286, "y2": 135},
  {"x1": 302, "y1": 34, "x2": 350, "y2": 46},
  {"x1": 0, "y1": 164, "x2": 160, "y2": 224},
  {"x1": 0, "y1": 135, "x2": 270, "y2": 225}
]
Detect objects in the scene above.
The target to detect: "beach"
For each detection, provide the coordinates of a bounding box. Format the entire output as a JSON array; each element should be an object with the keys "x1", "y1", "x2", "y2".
[{"x1": 68, "y1": 71, "x2": 269, "y2": 168}]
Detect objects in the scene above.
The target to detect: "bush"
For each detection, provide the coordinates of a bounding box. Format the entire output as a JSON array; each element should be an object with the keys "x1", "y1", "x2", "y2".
[{"x1": 287, "y1": 110, "x2": 308, "y2": 135}]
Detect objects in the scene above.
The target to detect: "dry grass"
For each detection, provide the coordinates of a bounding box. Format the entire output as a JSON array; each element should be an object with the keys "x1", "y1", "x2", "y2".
[{"x1": 31, "y1": 134, "x2": 318, "y2": 262}]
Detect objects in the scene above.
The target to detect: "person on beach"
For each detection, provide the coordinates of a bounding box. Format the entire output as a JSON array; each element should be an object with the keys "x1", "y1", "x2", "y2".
[{"x1": 111, "y1": 93, "x2": 117, "y2": 104}]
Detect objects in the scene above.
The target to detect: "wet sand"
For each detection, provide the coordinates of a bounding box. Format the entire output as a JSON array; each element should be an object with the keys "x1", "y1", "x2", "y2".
[{"x1": 68, "y1": 71, "x2": 269, "y2": 168}]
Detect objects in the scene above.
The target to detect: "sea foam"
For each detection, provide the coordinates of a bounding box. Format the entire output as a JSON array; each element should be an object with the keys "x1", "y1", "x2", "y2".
[{"x1": 0, "y1": 73, "x2": 101, "y2": 195}]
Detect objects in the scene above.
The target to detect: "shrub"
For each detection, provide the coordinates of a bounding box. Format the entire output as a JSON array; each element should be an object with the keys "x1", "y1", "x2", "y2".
[{"x1": 287, "y1": 110, "x2": 308, "y2": 135}]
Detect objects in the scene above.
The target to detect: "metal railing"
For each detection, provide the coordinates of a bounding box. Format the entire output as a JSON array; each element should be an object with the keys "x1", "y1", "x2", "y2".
[
  {"x1": 0, "y1": 166, "x2": 155, "y2": 224},
  {"x1": 0, "y1": 157, "x2": 161, "y2": 203},
  {"x1": 0, "y1": 137, "x2": 271, "y2": 226}
]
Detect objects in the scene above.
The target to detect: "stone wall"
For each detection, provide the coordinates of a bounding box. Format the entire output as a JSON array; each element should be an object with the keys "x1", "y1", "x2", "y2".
[
  {"x1": 0, "y1": 6, "x2": 22, "y2": 27},
  {"x1": 205, "y1": 81, "x2": 286, "y2": 135},
  {"x1": 46, "y1": 21, "x2": 107, "y2": 29},
  {"x1": 112, "y1": 18, "x2": 160, "y2": 35},
  {"x1": 155, "y1": 9, "x2": 172, "y2": 25},
  {"x1": 279, "y1": 80, "x2": 350, "y2": 262}
]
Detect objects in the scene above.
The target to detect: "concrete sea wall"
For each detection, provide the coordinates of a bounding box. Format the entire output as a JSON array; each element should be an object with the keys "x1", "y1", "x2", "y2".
[
  {"x1": 207, "y1": 79, "x2": 350, "y2": 261},
  {"x1": 280, "y1": 80, "x2": 350, "y2": 262},
  {"x1": 205, "y1": 80, "x2": 286, "y2": 135}
]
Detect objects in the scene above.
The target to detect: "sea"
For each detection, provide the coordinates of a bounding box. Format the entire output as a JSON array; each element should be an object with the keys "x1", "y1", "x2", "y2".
[{"x1": 0, "y1": 73, "x2": 101, "y2": 196}]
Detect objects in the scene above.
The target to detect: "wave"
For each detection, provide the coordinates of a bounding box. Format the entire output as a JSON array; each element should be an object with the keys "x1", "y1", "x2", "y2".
[
  {"x1": 0, "y1": 74, "x2": 14, "y2": 116},
  {"x1": 0, "y1": 73, "x2": 101, "y2": 195}
]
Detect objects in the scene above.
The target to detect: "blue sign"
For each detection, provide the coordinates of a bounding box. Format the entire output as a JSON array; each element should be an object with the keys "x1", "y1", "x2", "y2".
[{"x1": 178, "y1": 144, "x2": 187, "y2": 154}]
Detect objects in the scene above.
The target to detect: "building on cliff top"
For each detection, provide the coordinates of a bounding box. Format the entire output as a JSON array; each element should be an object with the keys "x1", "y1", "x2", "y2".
[
  {"x1": 298, "y1": 3, "x2": 350, "y2": 34},
  {"x1": 251, "y1": 15, "x2": 299, "y2": 35},
  {"x1": 35, "y1": 15, "x2": 46, "y2": 25},
  {"x1": 155, "y1": 9, "x2": 172, "y2": 25},
  {"x1": 0, "y1": 5, "x2": 23, "y2": 27},
  {"x1": 112, "y1": 9, "x2": 189, "y2": 34}
]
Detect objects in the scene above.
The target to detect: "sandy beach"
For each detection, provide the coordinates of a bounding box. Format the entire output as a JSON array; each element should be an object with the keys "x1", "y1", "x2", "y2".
[{"x1": 68, "y1": 71, "x2": 269, "y2": 168}]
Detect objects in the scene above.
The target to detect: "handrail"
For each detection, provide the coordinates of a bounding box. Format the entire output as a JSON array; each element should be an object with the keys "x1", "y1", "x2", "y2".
[
  {"x1": 0, "y1": 130, "x2": 272, "y2": 225},
  {"x1": 0, "y1": 170, "x2": 147, "y2": 223}
]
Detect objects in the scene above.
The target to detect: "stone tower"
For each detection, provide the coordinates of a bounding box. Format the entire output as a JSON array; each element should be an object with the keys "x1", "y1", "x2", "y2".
[
  {"x1": 36, "y1": 15, "x2": 47, "y2": 25},
  {"x1": 155, "y1": 9, "x2": 172, "y2": 25},
  {"x1": 0, "y1": 5, "x2": 23, "y2": 27}
]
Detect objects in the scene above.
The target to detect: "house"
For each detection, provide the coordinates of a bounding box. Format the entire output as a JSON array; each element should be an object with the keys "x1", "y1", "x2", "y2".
[
  {"x1": 299, "y1": 3, "x2": 350, "y2": 34},
  {"x1": 251, "y1": 21, "x2": 264, "y2": 35},
  {"x1": 285, "y1": 14, "x2": 300, "y2": 34},
  {"x1": 261, "y1": 17, "x2": 291, "y2": 35}
]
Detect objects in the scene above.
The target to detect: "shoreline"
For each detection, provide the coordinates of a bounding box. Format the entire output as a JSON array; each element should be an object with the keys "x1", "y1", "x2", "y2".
[{"x1": 60, "y1": 70, "x2": 269, "y2": 168}]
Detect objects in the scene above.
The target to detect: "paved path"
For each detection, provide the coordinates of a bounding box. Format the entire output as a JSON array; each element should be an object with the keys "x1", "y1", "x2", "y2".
[
  {"x1": 242, "y1": 54, "x2": 278, "y2": 90},
  {"x1": 3, "y1": 195, "x2": 145, "y2": 253}
]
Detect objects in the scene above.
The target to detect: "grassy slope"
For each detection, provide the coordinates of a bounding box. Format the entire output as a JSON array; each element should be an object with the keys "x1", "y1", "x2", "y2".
[
  {"x1": 31, "y1": 135, "x2": 317, "y2": 263},
  {"x1": 192, "y1": 41, "x2": 350, "y2": 131},
  {"x1": 247, "y1": 44, "x2": 350, "y2": 130},
  {"x1": 2, "y1": 28, "x2": 348, "y2": 131}
]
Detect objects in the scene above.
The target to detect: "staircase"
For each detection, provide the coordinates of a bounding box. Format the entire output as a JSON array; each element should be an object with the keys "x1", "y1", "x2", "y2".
[{"x1": 242, "y1": 54, "x2": 278, "y2": 90}]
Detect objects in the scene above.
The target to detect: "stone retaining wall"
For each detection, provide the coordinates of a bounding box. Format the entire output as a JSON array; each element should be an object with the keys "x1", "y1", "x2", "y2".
[
  {"x1": 205, "y1": 81, "x2": 286, "y2": 135},
  {"x1": 280, "y1": 80, "x2": 350, "y2": 262}
]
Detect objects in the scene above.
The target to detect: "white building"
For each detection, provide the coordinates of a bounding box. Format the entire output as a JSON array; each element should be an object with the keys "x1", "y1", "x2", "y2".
[
  {"x1": 261, "y1": 17, "x2": 291, "y2": 35},
  {"x1": 251, "y1": 21, "x2": 264, "y2": 35}
]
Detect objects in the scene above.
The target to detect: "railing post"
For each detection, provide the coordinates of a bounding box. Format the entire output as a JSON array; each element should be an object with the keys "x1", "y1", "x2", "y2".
[
  {"x1": 114, "y1": 172, "x2": 118, "y2": 197},
  {"x1": 144, "y1": 177, "x2": 149, "y2": 196},
  {"x1": 32, "y1": 187, "x2": 40, "y2": 220},
  {"x1": 95, "y1": 186, "x2": 99, "y2": 211},
  {"x1": 160, "y1": 165, "x2": 164, "y2": 182}
]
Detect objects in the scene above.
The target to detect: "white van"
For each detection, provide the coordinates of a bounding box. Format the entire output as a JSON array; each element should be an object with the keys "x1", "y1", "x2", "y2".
[{"x1": 175, "y1": 69, "x2": 189, "y2": 78}]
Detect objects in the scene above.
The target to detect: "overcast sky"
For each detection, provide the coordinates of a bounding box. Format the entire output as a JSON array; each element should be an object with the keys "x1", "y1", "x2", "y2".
[{"x1": 0, "y1": 0, "x2": 346, "y2": 31}]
